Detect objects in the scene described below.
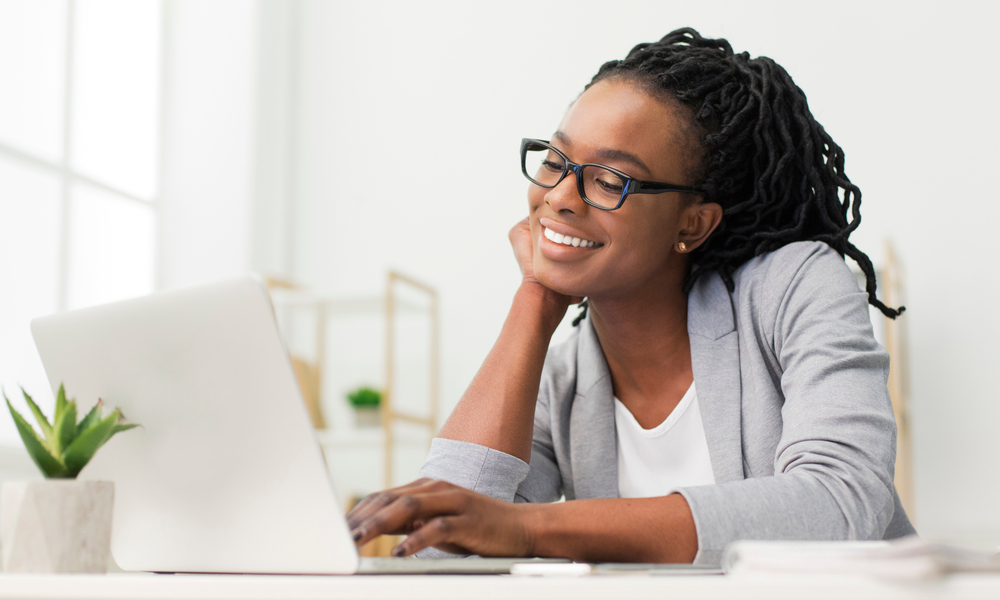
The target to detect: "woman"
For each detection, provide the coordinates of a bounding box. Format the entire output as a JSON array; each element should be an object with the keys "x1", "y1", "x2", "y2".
[{"x1": 346, "y1": 28, "x2": 915, "y2": 565}]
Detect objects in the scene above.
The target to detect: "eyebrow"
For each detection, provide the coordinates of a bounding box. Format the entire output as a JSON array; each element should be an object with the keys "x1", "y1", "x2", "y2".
[{"x1": 552, "y1": 130, "x2": 653, "y2": 176}]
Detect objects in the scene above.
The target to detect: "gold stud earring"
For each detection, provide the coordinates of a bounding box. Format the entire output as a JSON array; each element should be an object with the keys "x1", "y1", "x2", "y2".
[{"x1": 677, "y1": 242, "x2": 687, "y2": 252}]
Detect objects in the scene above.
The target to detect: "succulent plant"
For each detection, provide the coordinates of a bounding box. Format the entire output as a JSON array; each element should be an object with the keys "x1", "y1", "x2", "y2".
[
  {"x1": 4, "y1": 384, "x2": 138, "y2": 478},
  {"x1": 346, "y1": 386, "x2": 382, "y2": 408}
]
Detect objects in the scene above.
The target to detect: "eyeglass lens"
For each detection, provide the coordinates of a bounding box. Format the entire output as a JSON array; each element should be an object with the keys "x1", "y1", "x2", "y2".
[{"x1": 523, "y1": 143, "x2": 627, "y2": 209}]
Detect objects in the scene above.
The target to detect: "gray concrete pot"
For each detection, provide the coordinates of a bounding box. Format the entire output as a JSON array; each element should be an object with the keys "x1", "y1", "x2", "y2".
[
  {"x1": 1, "y1": 480, "x2": 114, "y2": 573},
  {"x1": 353, "y1": 406, "x2": 382, "y2": 428}
]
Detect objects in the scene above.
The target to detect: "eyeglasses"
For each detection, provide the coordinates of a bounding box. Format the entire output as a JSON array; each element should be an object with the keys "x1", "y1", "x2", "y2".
[{"x1": 520, "y1": 138, "x2": 703, "y2": 211}]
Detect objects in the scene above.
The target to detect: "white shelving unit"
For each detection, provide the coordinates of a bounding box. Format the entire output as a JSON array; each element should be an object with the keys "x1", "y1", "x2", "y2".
[{"x1": 267, "y1": 271, "x2": 440, "y2": 496}]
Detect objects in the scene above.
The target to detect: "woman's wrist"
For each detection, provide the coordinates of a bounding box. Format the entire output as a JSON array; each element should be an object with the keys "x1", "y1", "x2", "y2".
[
  {"x1": 517, "y1": 501, "x2": 548, "y2": 558},
  {"x1": 516, "y1": 496, "x2": 699, "y2": 563},
  {"x1": 513, "y1": 282, "x2": 572, "y2": 338}
]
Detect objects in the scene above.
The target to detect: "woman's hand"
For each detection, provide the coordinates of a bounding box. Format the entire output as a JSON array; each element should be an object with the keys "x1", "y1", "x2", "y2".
[
  {"x1": 346, "y1": 478, "x2": 535, "y2": 557},
  {"x1": 509, "y1": 217, "x2": 540, "y2": 285},
  {"x1": 346, "y1": 479, "x2": 699, "y2": 562},
  {"x1": 509, "y1": 217, "x2": 583, "y2": 305}
]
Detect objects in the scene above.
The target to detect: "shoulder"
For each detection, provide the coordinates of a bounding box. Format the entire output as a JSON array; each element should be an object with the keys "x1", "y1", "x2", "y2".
[
  {"x1": 726, "y1": 241, "x2": 878, "y2": 361},
  {"x1": 732, "y1": 240, "x2": 852, "y2": 290},
  {"x1": 688, "y1": 241, "x2": 860, "y2": 339},
  {"x1": 730, "y1": 240, "x2": 860, "y2": 315}
]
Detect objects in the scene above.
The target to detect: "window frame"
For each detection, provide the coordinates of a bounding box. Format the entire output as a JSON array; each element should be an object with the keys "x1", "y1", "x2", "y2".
[{"x1": 0, "y1": 0, "x2": 164, "y2": 312}]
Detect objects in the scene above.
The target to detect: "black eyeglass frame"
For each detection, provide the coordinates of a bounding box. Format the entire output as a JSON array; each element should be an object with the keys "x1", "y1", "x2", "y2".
[{"x1": 520, "y1": 138, "x2": 704, "y2": 211}]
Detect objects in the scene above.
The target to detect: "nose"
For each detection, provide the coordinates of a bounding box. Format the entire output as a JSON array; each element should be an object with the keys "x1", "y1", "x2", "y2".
[{"x1": 543, "y1": 169, "x2": 588, "y2": 215}]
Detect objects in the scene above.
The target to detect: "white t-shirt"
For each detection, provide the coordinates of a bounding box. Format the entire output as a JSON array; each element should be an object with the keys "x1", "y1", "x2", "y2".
[{"x1": 614, "y1": 382, "x2": 716, "y2": 498}]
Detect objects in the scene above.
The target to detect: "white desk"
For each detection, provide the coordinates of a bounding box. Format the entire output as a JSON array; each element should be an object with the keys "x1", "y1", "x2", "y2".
[{"x1": 0, "y1": 573, "x2": 999, "y2": 600}]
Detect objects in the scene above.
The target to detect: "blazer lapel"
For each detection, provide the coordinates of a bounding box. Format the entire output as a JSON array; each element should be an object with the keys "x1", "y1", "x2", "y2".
[
  {"x1": 568, "y1": 318, "x2": 619, "y2": 499},
  {"x1": 567, "y1": 272, "x2": 746, "y2": 497},
  {"x1": 688, "y1": 274, "x2": 745, "y2": 484}
]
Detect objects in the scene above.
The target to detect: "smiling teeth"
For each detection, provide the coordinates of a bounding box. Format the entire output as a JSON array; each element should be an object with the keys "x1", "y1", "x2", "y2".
[{"x1": 544, "y1": 227, "x2": 598, "y2": 248}]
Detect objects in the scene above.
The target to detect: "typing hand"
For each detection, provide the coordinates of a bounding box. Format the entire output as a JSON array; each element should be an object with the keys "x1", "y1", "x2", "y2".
[{"x1": 346, "y1": 478, "x2": 535, "y2": 557}]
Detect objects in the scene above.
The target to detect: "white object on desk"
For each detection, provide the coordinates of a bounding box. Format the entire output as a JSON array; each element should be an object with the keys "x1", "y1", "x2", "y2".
[
  {"x1": 31, "y1": 276, "x2": 358, "y2": 574},
  {"x1": 1, "y1": 480, "x2": 113, "y2": 573},
  {"x1": 722, "y1": 536, "x2": 1000, "y2": 580},
  {"x1": 510, "y1": 562, "x2": 592, "y2": 576}
]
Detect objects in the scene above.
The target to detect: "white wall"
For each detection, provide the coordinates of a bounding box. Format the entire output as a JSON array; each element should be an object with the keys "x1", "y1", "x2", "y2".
[
  {"x1": 0, "y1": 0, "x2": 262, "y2": 470},
  {"x1": 285, "y1": 0, "x2": 1000, "y2": 544},
  {"x1": 159, "y1": 0, "x2": 259, "y2": 290}
]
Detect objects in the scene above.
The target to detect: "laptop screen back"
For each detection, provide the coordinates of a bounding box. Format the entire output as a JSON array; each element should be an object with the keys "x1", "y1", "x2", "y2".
[{"x1": 31, "y1": 276, "x2": 358, "y2": 574}]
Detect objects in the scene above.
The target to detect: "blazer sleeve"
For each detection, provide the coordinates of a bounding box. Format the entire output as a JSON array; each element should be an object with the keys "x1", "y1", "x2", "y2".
[
  {"x1": 414, "y1": 351, "x2": 568, "y2": 558},
  {"x1": 675, "y1": 243, "x2": 899, "y2": 565},
  {"x1": 418, "y1": 437, "x2": 529, "y2": 501},
  {"x1": 418, "y1": 341, "x2": 572, "y2": 504}
]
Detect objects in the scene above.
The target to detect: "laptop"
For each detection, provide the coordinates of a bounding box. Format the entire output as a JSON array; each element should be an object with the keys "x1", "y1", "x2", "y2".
[{"x1": 30, "y1": 275, "x2": 554, "y2": 575}]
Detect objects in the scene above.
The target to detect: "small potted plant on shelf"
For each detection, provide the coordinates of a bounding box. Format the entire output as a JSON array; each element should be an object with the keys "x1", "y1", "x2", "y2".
[
  {"x1": 2, "y1": 384, "x2": 137, "y2": 573},
  {"x1": 346, "y1": 386, "x2": 382, "y2": 428}
]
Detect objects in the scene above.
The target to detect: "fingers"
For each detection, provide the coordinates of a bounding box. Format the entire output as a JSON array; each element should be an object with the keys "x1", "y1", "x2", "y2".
[
  {"x1": 508, "y1": 217, "x2": 530, "y2": 242},
  {"x1": 354, "y1": 487, "x2": 534, "y2": 558},
  {"x1": 391, "y1": 515, "x2": 472, "y2": 557},
  {"x1": 509, "y1": 217, "x2": 537, "y2": 280},
  {"x1": 345, "y1": 478, "x2": 433, "y2": 531},
  {"x1": 350, "y1": 481, "x2": 467, "y2": 547}
]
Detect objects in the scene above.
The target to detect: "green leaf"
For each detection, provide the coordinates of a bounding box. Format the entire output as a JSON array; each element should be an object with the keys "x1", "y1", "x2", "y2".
[
  {"x1": 111, "y1": 423, "x2": 139, "y2": 435},
  {"x1": 20, "y1": 389, "x2": 54, "y2": 443},
  {"x1": 52, "y1": 397, "x2": 77, "y2": 456},
  {"x1": 347, "y1": 386, "x2": 382, "y2": 407},
  {"x1": 5, "y1": 395, "x2": 67, "y2": 478},
  {"x1": 76, "y1": 400, "x2": 103, "y2": 438},
  {"x1": 62, "y1": 410, "x2": 120, "y2": 477},
  {"x1": 54, "y1": 383, "x2": 67, "y2": 425}
]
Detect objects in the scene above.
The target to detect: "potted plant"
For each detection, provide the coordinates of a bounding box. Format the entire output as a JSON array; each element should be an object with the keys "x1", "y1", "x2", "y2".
[
  {"x1": 346, "y1": 386, "x2": 382, "y2": 428},
  {"x1": 2, "y1": 384, "x2": 137, "y2": 573}
]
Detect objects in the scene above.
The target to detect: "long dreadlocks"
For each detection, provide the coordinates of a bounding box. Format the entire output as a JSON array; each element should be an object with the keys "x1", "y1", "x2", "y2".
[{"x1": 571, "y1": 28, "x2": 903, "y2": 327}]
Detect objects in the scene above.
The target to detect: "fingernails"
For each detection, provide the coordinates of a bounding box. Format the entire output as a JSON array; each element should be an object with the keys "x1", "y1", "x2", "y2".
[
  {"x1": 391, "y1": 545, "x2": 405, "y2": 557},
  {"x1": 351, "y1": 528, "x2": 363, "y2": 542}
]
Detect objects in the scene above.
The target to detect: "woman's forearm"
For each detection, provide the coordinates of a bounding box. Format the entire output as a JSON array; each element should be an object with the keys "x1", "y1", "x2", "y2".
[
  {"x1": 436, "y1": 284, "x2": 568, "y2": 462},
  {"x1": 524, "y1": 495, "x2": 698, "y2": 563}
]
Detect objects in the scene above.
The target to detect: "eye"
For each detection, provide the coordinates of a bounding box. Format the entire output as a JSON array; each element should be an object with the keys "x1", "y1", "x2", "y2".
[
  {"x1": 595, "y1": 177, "x2": 624, "y2": 194},
  {"x1": 542, "y1": 159, "x2": 565, "y2": 173}
]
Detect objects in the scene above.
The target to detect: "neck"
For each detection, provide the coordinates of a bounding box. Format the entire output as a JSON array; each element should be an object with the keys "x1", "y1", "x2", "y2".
[{"x1": 588, "y1": 269, "x2": 693, "y2": 411}]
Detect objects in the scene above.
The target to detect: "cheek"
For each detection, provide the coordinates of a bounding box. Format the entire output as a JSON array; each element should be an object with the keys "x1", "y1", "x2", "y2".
[
  {"x1": 527, "y1": 184, "x2": 545, "y2": 213},
  {"x1": 605, "y1": 213, "x2": 677, "y2": 273},
  {"x1": 615, "y1": 244, "x2": 669, "y2": 279},
  {"x1": 527, "y1": 186, "x2": 548, "y2": 253}
]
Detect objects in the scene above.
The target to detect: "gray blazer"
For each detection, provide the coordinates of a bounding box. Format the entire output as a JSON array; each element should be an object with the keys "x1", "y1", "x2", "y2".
[{"x1": 420, "y1": 241, "x2": 915, "y2": 565}]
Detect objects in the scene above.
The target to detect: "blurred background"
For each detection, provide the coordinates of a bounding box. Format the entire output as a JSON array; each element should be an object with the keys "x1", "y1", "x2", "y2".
[{"x1": 0, "y1": 0, "x2": 998, "y2": 550}]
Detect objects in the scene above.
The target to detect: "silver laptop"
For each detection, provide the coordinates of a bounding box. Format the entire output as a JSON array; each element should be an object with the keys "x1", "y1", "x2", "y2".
[{"x1": 30, "y1": 275, "x2": 545, "y2": 575}]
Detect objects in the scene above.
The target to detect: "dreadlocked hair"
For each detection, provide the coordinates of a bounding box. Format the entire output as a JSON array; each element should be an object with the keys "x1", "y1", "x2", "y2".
[{"x1": 572, "y1": 28, "x2": 903, "y2": 326}]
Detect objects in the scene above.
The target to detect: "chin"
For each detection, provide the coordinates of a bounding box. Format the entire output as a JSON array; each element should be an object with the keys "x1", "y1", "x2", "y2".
[{"x1": 534, "y1": 265, "x2": 590, "y2": 298}]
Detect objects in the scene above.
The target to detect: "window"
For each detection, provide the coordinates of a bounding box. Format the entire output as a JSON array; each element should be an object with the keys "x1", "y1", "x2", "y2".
[{"x1": 0, "y1": 0, "x2": 162, "y2": 443}]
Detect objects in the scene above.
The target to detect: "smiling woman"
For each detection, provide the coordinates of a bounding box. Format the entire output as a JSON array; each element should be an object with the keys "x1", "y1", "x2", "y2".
[{"x1": 345, "y1": 27, "x2": 913, "y2": 565}]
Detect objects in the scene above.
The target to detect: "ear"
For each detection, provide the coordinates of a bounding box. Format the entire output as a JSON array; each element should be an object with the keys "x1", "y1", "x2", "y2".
[{"x1": 677, "y1": 201, "x2": 723, "y2": 252}]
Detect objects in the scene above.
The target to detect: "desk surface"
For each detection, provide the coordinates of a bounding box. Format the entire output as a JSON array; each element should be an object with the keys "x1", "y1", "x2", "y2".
[{"x1": 0, "y1": 572, "x2": 999, "y2": 600}]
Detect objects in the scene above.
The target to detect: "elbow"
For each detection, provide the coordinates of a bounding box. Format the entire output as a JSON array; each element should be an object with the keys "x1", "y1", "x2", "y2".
[{"x1": 796, "y1": 462, "x2": 896, "y2": 541}]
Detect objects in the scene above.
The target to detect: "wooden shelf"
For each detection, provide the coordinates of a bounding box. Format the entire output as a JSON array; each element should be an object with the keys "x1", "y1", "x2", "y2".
[{"x1": 266, "y1": 271, "x2": 440, "y2": 492}]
